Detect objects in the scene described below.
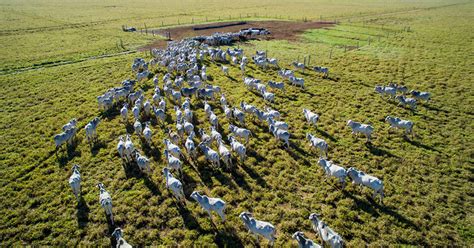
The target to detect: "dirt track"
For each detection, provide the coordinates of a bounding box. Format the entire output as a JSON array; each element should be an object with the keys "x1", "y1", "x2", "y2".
[{"x1": 143, "y1": 20, "x2": 336, "y2": 50}]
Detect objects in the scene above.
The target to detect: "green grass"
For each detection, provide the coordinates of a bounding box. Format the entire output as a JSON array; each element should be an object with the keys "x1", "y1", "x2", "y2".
[{"x1": 0, "y1": 0, "x2": 473, "y2": 246}]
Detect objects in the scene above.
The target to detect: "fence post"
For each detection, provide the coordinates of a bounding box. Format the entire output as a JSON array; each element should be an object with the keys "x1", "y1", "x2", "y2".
[
  {"x1": 144, "y1": 23, "x2": 147, "y2": 34},
  {"x1": 329, "y1": 47, "x2": 333, "y2": 59},
  {"x1": 308, "y1": 55, "x2": 311, "y2": 66},
  {"x1": 161, "y1": 21, "x2": 163, "y2": 27}
]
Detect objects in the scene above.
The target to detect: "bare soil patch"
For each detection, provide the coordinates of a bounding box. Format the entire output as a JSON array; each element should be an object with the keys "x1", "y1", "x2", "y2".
[{"x1": 142, "y1": 20, "x2": 335, "y2": 50}]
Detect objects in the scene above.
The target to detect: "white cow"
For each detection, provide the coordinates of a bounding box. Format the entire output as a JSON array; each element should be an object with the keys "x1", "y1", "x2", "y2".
[
  {"x1": 98, "y1": 183, "x2": 114, "y2": 224},
  {"x1": 132, "y1": 104, "x2": 140, "y2": 121},
  {"x1": 317, "y1": 158, "x2": 347, "y2": 187},
  {"x1": 69, "y1": 164, "x2": 81, "y2": 200},
  {"x1": 292, "y1": 231, "x2": 321, "y2": 248},
  {"x1": 239, "y1": 212, "x2": 276, "y2": 246},
  {"x1": 228, "y1": 136, "x2": 246, "y2": 163},
  {"x1": 162, "y1": 168, "x2": 186, "y2": 204},
  {"x1": 112, "y1": 228, "x2": 133, "y2": 248},
  {"x1": 198, "y1": 142, "x2": 220, "y2": 168},
  {"x1": 85, "y1": 117, "x2": 100, "y2": 143},
  {"x1": 270, "y1": 124, "x2": 290, "y2": 148},
  {"x1": 233, "y1": 107, "x2": 246, "y2": 126},
  {"x1": 164, "y1": 149, "x2": 182, "y2": 174},
  {"x1": 306, "y1": 133, "x2": 328, "y2": 158},
  {"x1": 190, "y1": 191, "x2": 226, "y2": 222},
  {"x1": 217, "y1": 138, "x2": 233, "y2": 169},
  {"x1": 346, "y1": 120, "x2": 374, "y2": 142},
  {"x1": 347, "y1": 167, "x2": 384, "y2": 203},
  {"x1": 120, "y1": 104, "x2": 128, "y2": 122},
  {"x1": 143, "y1": 122, "x2": 152, "y2": 145},
  {"x1": 124, "y1": 135, "x2": 135, "y2": 162},
  {"x1": 289, "y1": 76, "x2": 305, "y2": 88},
  {"x1": 410, "y1": 90, "x2": 431, "y2": 102},
  {"x1": 303, "y1": 109, "x2": 319, "y2": 128},
  {"x1": 133, "y1": 120, "x2": 142, "y2": 136},
  {"x1": 309, "y1": 213, "x2": 343, "y2": 248},
  {"x1": 229, "y1": 124, "x2": 252, "y2": 143},
  {"x1": 185, "y1": 132, "x2": 197, "y2": 159},
  {"x1": 117, "y1": 136, "x2": 125, "y2": 159},
  {"x1": 385, "y1": 116, "x2": 414, "y2": 136},
  {"x1": 135, "y1": 152, "x2": 151, "y2": 173},
  {"x1": 164, "y1": 139, "x2": 182, "y2": 158},
  {"x1": 374, "y1": 85, "x2": 396, "y2": 99},
  {"x1": 395, "y1": 95, "x2": 417, "y2": 110},
  {"x1": 221, "y1": 65, "x2": 229, "y2": 76}
]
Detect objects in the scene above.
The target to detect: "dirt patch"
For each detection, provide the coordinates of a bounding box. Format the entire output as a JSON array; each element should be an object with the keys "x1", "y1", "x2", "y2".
[{"x1": 141, "y1": 20, "x2": 335, "y2": 50}]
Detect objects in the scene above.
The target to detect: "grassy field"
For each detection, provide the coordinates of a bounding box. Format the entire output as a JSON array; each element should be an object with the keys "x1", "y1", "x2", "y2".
[{"x1": 0, "y1": 0, "x2": 473, "y2": 246}]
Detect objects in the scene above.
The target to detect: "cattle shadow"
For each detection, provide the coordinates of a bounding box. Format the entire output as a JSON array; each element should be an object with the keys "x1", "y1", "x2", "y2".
[
  {"x1": 403, "y1": 136, "x2": 441, "y2": 153},
  {"x1": 90, "y1": 139, "x2": 107, "y2": 156},
  {"x1": 422, "y1": 102, "x2": 449, "y2": 114},
  {"x1": 316, "y1": 128, "x2": 337, "y2": 142},
  {"x1": 125, "y1": 123, "x2": 135, "y2": 134},
  {"x1": 122, "y1": 160, "x2": 146, "y2": 179},
  {"x1": 342, "y1": 190, "x2": 419, "y2": 231},
  {"x1": 181, "y1": 170, "x2": 198, "y2": 196},
  {"x1": 229, "y1": 168, "x2": 252, "y2": 191},
  {"x1": 215, "y1": 226, "x2": 245, "y2": 248},
  {"x1": 76, "y1": 196, "x2": 90, "y2": 229},
  {"x1": 143, "y1": 176, "x2": 161, "y2": 196},
  {"x1": 288, "y1": 142, "x2": 313, "y2": 166},
  {"x1": 247, "y1": 149, "x2": 266, "y2": 163},
  {"x1": 239, "y1": 162, "x2": 268, "y2": 189},
  {"x1": 100, "y1": 106, "x2": 121, "y2": 120},
  {"x1": 57, "y1": 140, "x2": 81, "y2": 167},
  {"x1": 176, "y1": 204, "x2": 202, "y2": 231},
  {"x1": 365, "y1": 143, "x2": 399, "y2": 158}
]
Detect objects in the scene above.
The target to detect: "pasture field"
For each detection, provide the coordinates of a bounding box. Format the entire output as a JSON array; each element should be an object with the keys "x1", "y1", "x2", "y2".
[{"x1": 0, "y1": 0, "x2": 473, "y2": 246}]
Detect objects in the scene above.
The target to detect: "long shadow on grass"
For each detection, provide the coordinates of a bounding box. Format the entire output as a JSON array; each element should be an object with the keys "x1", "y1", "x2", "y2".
[
  {"x1": 143, "y1": 176, "x2": 161, "y2": 196},
  {"x1": 229, "y1": 168, "x2": 252, "y2": 191},
  {"x1": 365, "y1": 143, "x2": 399, "y2": 158},
  {"x1": 100, "y1": 106, "x2": 120, "y2": 120},
  {"x1": 177, "y1": 203, "x2": 202, "y2": 230},
  {"x1": 316, "y1": 128, "x2": 337, "y2": 142},
  {"x1": 57, "y1": 140, "x2": 81, "y2": 167},
  {"x1": 76, "y1": 196, "x2": 90, "y2": 228},
  {"x1": 239, "y1": 161, "x2": 268, "y2": 189},
  {"x1": 215, "y1": 225, "x2": 245, "y2": 248},
  {"x1": 422, "y1": 102, "x2": 449, "y2": 114},
  {"x1": 403, "y1": 136, "x2": 441, "y2": 153},
  {"x1": 90, "y1": 139, "x2": 107, "y2": 156},
  {"x1": 342, "y1": 190, "x2": 420, "y2": 231},
  {"x1": 288, "y1": 142, "x2": 313, "y2": 166},
  {"x1": 181, "y1": 170, "x2": 198, "y2": 196}
]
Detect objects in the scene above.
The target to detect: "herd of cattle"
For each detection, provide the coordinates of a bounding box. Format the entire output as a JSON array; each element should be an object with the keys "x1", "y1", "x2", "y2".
[
  {"x1": 191, "y1": 27, "x2": 270, "y2": 46},
  {"x1": 53, "y1": 33, "x2": 432, "y2": 247}
]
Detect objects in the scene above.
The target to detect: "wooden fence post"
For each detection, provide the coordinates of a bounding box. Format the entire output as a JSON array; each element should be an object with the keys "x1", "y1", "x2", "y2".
[
  {"x1": 329, "y1": 46, "x2": 333, "y2": 59},
  {"x1": 308, "y1": 55, "x2": 311, "y2": 66},
  {"x1": 144, "y1": 23, "x2": 147, "y2": 34}
]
